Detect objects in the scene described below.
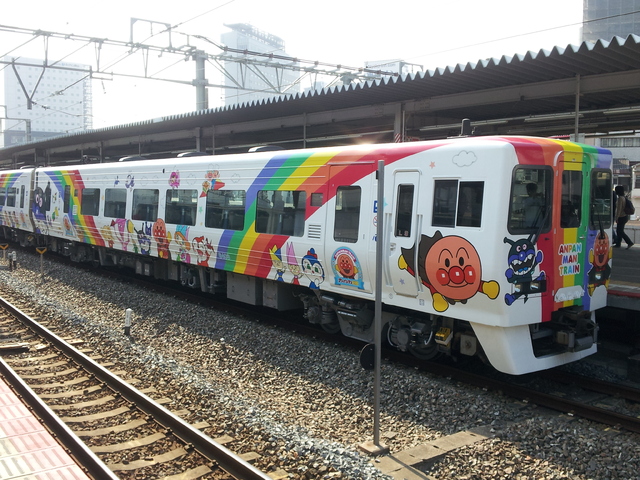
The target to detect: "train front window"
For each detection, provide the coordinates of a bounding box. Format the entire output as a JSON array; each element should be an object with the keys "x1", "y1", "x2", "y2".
[
  {"x1": 590, "y1": 170, "x2": 612, "y2": 229},
  {"x1": 561, "y1": 171, "x2": 582, "y2": 228},
  {"x1": 508, "y1": 167, "x2": 552, "y2": 234}
]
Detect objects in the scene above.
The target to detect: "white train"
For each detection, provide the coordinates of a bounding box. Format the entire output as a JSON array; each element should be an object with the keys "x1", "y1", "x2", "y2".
[{"x1": 0, "y1": 136, "x2": 614, "y2": 374}]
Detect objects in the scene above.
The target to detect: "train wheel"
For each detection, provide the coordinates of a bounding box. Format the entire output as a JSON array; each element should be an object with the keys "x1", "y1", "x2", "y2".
[
  {"x1": 321, "y1": 319, "x2": 341, "y2": 334},
  {"x1": 408, "y1": 343, "x2": 439, "y2": 360}
]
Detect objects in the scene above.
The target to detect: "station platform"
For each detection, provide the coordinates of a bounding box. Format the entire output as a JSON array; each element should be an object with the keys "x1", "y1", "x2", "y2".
[
  {"x1": 608, "y1": 220, "x2": 640, "y2": 311},
  {"x1": 0, "y1": 374, "x2": 91, "y2": 480}
]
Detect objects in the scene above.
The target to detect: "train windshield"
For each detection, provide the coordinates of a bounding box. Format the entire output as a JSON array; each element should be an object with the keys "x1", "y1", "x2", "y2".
[{"x1": 508, "y1": 167, "x2": 552, "y2": 234}]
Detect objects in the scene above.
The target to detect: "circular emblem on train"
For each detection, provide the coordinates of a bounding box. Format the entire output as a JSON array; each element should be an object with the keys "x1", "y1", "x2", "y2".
[{"x1": 331, "y1": 247, "x2": 364, "y2": 290}]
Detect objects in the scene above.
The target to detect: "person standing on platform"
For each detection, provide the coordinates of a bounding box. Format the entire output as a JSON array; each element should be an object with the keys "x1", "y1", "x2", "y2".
[
  {"x1": 613, "y1": 185, "x2": 634, "y2": 249},
  {"x1": 612, "y1": 189, "x2": 618, "y2": 246}
]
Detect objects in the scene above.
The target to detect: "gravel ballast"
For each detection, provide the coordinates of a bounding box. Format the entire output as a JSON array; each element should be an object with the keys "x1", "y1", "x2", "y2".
[{"x1": 1, "y1": 252, "x2": 639, "y2": 480}]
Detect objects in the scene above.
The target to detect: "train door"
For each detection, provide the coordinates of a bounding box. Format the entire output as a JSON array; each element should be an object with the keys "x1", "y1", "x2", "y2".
[
  {"x1": 556, "y1": 153, "x2": 589, "y2": 303},
  {"x1": 326, "y1": 166, "x2": 372, "y2": 293},
  {"x1": 388, "y1": 170, "x2": 421, "y2": 297}
]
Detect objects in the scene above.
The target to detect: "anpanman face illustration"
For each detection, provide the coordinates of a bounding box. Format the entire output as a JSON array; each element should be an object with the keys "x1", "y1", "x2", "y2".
[
  {"x1": 153, "y1": 219, "x2": 167, "y2": 239},
  {"x1": 593, "y1": 233, "x2": 609, "y2": 268},
  {"x1": 424, "y1": 236, "x2": 481, "y2": 301},
  {"x1": 336, "y1": 253, "x2": 356, "y2": 278}
]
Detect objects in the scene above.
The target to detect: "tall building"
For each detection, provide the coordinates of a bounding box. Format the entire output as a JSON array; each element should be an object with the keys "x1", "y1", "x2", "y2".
[
  {"x1": 221, "y1": 24, "x2": 299, "y2": 106},
  {"x1": 2, "y1": 57, "x2": 92, "y2": 147},
  {"x1": 582, "y1": 1, "x2": 640, "y2": 210},
  {"x1": 582, "y1": 0, "x2": 640, "y2": 43}
]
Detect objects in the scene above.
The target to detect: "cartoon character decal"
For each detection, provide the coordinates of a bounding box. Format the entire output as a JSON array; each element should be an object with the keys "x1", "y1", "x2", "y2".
[
  {"x1": 169, "y1": 170, "x2": 180, "y2": 188},
  {"x1": 331, "y1": 247, "x2": 365, "y2": 290},
  {"x1": 174, "y1": 225, "x2": 191, "y2": 263},
  {"x1": 192, "y1": 235, "x2": 215, "y2": 267},
  {"x1": 399, "y1": 231, "x2": 499, "y2": 312},
  {"x1": 270, "y1": 245, "x2": 286, "y2": 281},
  {"x1": 200, "y1": 169, "x2": 225, "y2": 197},
  {"x1": 286, "y1": 243, "x2": 303, "y2": 285},
  {"x1": 110, "y1": 218, "x2": 134, "y2": 251},
  {"x1": 32, "y1": 186, "x2": 45, "y2": 220},
  {"x1": 135, "y1": 222, "x2": 153, "y2": 255},
  {"x1": 587, "y1": 230, "x2": 612, "y2": 296},
  {"x1": 63, "y1": 215, "x2": 75, "y2": 237},
  {"x1": 100, "y1": 224, "x2": 115, "y2": 248},
  {"x1": 302, "y1": 248, "x2": 325, "y2": 289},
  {"x1": 152, "y1": 219, "x2": 172, "y2": 259},
  {"x1": 503, "y1": 236, "x2": 545, "y2": 305}
]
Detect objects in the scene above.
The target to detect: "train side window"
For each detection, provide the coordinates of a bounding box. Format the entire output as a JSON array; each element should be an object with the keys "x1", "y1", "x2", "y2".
[
  {"x1": 0, "y1": 187, "x2": 5, "y2": 206},
  {"x1": 63, "y1": 185, "x2": 71, "y2": 214},
  {"x1": 44, "y1": 182, "x2": 51, "y2": 212},
  {"x1": 590, "y1": 170, "x2": 612, "y2": 229},
  {"x1": 432, "y1": 180, "x2": 457, "y2": 227},
  {"x1": 311, "y1": 192, "x2": 323, "y2": 207},
  {"x1": 205, "y1": 190, "x2": 246, "y2": 231},
  {"x1": 5, "y1": 188, "x2": 16, "y2": 207},
  {"x1": 433, "y1": 180, "x2": 484, "y2": 228},
  {"x1": 80, "y1": 188, "x2": 100, "y2": 216},
  {"x1": 132, "y1": 189, "x2": 159, "y2": 222},
  {"x1": 457, "y1": 182, "x2": 484, "y2": 227},
  {"x1": 20, "y1": 185, "x2": 25, "y2": 209},
  {"x1": 395, "y1": 184, "x2": 414, "y2": 237},
  {"x1": 104, "y1": 188, "x2": 127, "y2": 219},
  {"x1": 561, "y1": 171, "x2": 582, "y2": 228},
  {"x1": 256, "y1": 190, "x2": 306, "y2": 237},
  {"x1": 165, "y1": 189, "x2": 197, "y2": 225},
  {"x1": 508, "y1": 167, "x2": 552, "y2": 234},
  {"x1": 334, "y1": 186, "x2": 361, "y2": 243}
]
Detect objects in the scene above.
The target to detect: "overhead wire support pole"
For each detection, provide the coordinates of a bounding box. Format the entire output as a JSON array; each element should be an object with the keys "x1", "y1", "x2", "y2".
[
  {"x1": 575, "y1": 74, "x2": 581, "y2": 140},
  {"x1": 193, "y1": 50, "x2": 208, "y2": 111},
  {"x1": 359, "y1": 160, "x2": 389, "y2": 456},
  {"x1": 374, "y1": 159, "x2": 384, "y2": 449}
]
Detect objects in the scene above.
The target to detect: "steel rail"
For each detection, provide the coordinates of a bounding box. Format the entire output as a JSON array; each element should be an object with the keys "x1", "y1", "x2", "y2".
[
  {"x1": 411, "y1": 359, "x2": 640, "y2": 434},
  {"x1": 541, "y1": 369, "x2": 640, "y2": 403},
  {"x1": 100, "y1": 265, "x2": 640, "y2": 435},
  {"x1": 1, "y1": 296, "x2": 273, "y2": 480},
  {"x1": 0, "y1": 357, "x2": 118, "y2": 480}
]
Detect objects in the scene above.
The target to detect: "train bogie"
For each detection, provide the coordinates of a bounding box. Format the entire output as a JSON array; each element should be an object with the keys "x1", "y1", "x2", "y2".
[{"x1": 0, "y1": 136, "x2": 613, "y2": 374}]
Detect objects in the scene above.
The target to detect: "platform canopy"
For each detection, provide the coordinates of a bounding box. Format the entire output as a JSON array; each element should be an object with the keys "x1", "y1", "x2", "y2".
[{"x1": 3, "y1": 35, "x2": 640, "y2": 168}]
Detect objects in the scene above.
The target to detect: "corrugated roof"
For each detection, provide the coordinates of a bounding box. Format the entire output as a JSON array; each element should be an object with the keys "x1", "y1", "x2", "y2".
[{"x1": 3, "y1": 34, "x2": 640, "y2": 164}]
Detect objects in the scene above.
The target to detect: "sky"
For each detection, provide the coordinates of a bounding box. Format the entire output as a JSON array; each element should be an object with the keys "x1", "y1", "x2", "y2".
[{"x1": 1, "y1": 0, "x2": 584, "y2": 130}]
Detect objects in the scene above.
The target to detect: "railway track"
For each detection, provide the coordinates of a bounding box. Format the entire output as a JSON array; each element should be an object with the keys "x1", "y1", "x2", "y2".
[
  {"x1": 385, "y1": 351, "x2": 640, "y2": 435},
  {"x1": 0, "y1": 295, "x2": 273, "y2": 480},
  {"x1": 9, "y1": 248, "x2": 640, "y2": 439},
  {"x1": 2, "y1": 246, "x2": 640, "y2": 478},
  {"x1": 123, "y1": 267, "x2": 640, "y2": 437}
]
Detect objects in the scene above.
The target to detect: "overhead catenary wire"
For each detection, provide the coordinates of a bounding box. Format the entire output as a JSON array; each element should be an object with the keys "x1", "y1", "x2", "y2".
[{"x1": 2, "y1": 7, "x2": 640, "y2": 131}]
